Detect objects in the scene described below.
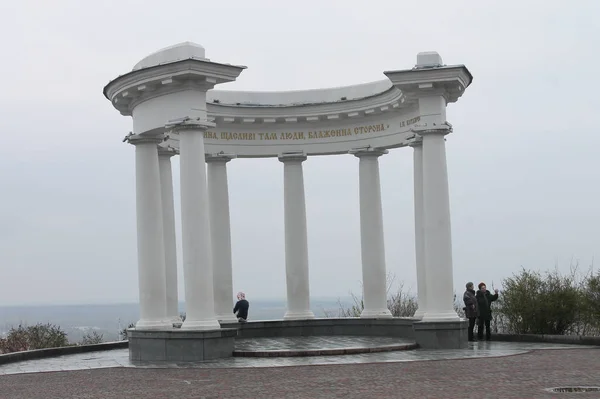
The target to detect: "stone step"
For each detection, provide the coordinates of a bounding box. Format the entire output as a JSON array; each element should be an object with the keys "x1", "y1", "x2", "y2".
[{"x1": 233, "y1": 342, "x2": 417, "y2": 358}]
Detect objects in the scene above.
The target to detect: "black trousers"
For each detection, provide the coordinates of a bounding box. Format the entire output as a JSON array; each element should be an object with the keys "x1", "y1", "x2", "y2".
[
  {"x1": 468, "y1": 317, "x2": 477, "y2": 341},
  {"x1": 477, "y1": 318, "x2": 491, "y2": 340}
]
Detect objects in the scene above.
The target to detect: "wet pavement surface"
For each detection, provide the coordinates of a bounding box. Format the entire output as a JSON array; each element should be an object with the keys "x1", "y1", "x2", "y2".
[
  {"x1": 234, "y1": 335, "x2": 411, "y2": 351},
  {"x1": 1, "y1": 344, "x2": 599, "y2": 399},
  {"x1": 0, "y1": 336, "x2": 593, "y2": 374}
]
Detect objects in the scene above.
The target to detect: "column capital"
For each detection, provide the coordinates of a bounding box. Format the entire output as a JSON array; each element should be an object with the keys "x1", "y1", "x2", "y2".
[
  {"x1": 278, "y1": 151, "x2": 307, "y2": 163},
  {"x1": 165, "y1": 116, "x2": 215, "y2": 133},
  {"x1": 157, "y1": 145, "x2": 177, "y2": 158},
  {"x1": 408, "y1": 137, "x2": 423, "y2": 148},
  {"x1": 125, "y1": 133, "x2": 164, "y2": 146},
  {"x1": 205, "y1": 153, "x2": 236, "y2": 163},
  {"x1": 410, "y1": 122, "x2": 453, "y2": 136},
  {"x1": 349, "y1": 146, "x2": 388, "y2": 158}
]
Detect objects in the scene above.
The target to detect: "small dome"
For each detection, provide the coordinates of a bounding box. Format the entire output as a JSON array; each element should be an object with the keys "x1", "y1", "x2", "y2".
[{"x1": 132, "y1": 42, "x2": 206, "y2": 71}]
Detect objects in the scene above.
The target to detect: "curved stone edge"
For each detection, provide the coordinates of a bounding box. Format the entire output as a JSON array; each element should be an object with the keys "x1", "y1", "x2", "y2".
[
  {"x1": 220, "y1": 317, "x2": 417, "y2": 339},
  {"x1": 128, "y1": 328, "x2": 237, "y2": 362},
  {"x1": 206, "y1": 79, "x2": 394, "y2": 107},
  {"x1": 233, "y1": 343, "x2": 418, "y2": 358},
  {"x1": 0, "y1": 341, "x2": 128, "y2": 366},
  {"x1": 493, "y1": 333, "x2": 600, "y2": 346}
]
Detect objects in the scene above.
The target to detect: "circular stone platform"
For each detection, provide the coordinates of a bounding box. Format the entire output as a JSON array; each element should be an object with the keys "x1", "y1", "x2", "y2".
[
  {"x1": 233, "y1": 336, "x2": 416, "y2": 357},
  {"x1": 0, "y1": 341, "x2": 595, "y2": 375}
]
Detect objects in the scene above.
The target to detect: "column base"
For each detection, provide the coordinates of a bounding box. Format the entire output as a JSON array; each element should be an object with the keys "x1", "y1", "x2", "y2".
[
  {"x1": 181, "y1": 318, "x2": 221, "y2": 330},
  {"x1": 135, "y1": 319, "x2": 172, "y2": 330},
  {"x1": 128, "y1": 328, "x2": 237, "y2": 362},
  {"x1": 216, "y1": 314, "x2": 239, "y2": 323},
  {"x1": 360, "y1": 308, "x2": 393, "y2": 318},
  {"x1": 421, "y1": 310, "x2": 460, "y2": 322},
  {"x1": 168, "y1": 316, "x2": 183, "y2": 328},
  {"x1": 283, "y1": 310, "x2": 315, "y2": 320},
  {"x1": 413, "y1": 320, "x2": 468, "y2": 349},
  {"x1": 413, "y1": 309, "x2": 425, "y2": 319}
]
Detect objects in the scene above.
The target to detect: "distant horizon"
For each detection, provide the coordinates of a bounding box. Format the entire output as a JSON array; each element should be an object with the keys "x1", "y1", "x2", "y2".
[
  {"x1": 0, "y1": 295, "x2": 354, "y2": 308},
  {"x1": 0, "y1": 299, "x2": 350, "y2": 341}
]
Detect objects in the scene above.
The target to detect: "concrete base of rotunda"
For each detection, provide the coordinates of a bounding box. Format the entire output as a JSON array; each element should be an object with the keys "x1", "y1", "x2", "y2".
[
  {"x1": 360, "y1": 308, "x2": 393, "y2": 319},
  {"x1": 127, "y1": 328, "x2": 237, "y2": 362},
  {"x1": 412, "y1": 319, "x2": 468, "y2": 349}
]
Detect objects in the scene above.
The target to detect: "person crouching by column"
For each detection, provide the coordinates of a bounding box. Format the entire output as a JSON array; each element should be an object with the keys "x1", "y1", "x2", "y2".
[
  {"x1": 476, "y1": 282, "x2": 499, "y2": 341},
  {"x1": 233, "y1": 292, "x2": 249, "y2": 323},
  {"x1": 463, "y1": 282, "x2": 479, "y2": 341}
]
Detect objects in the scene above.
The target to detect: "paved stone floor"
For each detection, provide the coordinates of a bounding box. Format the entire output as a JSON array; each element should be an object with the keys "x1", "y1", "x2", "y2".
[
  {"x1": 0, "y1": 338, "x2": 582, "y2": 374},
  {"x1": 1, "y1": 346, "x2": 599, "y2": 398},
  {"x1": 234, "y1": 335, "x2": 412, "y2": 352},
  {"x1": 1, "y1": 339, "x2": 599, "y2": 398}
]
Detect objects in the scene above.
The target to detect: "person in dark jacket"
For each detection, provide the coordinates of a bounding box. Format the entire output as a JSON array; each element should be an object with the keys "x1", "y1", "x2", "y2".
[
  {"x1": 476, "y1": 282, "x2": 499, "y2": 341},
  {"x1": 463, "y1": 282, "x2": 479, "y2": 341},
  {"x1": 233, "y1": 291, "x2": 249, "y2": 323}
]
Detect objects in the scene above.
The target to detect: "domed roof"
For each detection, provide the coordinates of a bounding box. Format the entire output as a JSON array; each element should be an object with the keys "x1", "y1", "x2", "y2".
[{"x1": 132, "y1": 42, "x2": 207, "y2": 71}]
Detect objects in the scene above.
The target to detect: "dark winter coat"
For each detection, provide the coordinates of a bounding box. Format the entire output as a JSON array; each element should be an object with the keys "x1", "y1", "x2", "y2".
[
  {"x1": 463, "y1": 289, "x2": 478, "y2": 319},
  {"x1": 476, "y1": 289, "x2": 498, "y2": 320},
  {"x1": 233, "y1": 299, "x2": 249, "y2": 320}
]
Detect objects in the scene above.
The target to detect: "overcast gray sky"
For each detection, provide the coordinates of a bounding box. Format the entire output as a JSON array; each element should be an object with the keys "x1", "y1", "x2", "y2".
[{"x1": 0, "y1": 0, "x2": 598, "y2": 306}]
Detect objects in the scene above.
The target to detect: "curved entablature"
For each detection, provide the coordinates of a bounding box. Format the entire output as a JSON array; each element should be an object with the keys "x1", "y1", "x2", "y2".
[
  {"x1": 206, "y1": 79, "x2": 395, "y2": 107},
  {"x1": 205, "y1": 84, "x2": 405, "y2": 122},
  {"x1": 104, "y1": 42, "x2": 473, "y2": 158},
  {"x1": 164, "y1": 106, "x2": 421, "y2": 158}
]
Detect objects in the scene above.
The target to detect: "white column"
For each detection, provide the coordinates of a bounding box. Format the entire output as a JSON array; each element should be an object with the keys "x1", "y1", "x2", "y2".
[
  {"x1": 419, "y1": 127, "x2": 459, "y2": 321},
  {"x1": 206, "y1": 154, "x2": 237, "y2": 322},
  {"x1": 129, "y1": 135, "x2": 170, "y2": 330},
  {"x1": 279, "y1": 153, "x2": 315, "y2": 320},
  {"x1": 176, "y1": 121, "x2": 221, "y2": 330},
  {"x1": 353, "y1": 148, "x2": 392, "y2": 318},
  {"x1": 410, "y1": 139, "x2": 427, "y2": 319},
  {"x1": 158, "y1": 146, "x2": 180, "y2": 324}
]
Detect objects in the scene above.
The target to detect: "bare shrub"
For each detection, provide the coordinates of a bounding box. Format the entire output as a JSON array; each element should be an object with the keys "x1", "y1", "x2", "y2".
[
  {"x1": 322, "y1": 293, "x2": 363, "y2": 318},
  {"x1": 454, "y1": 293, "x2": 466, "y2": 318},
  {"x1": 80, "y1": 331, "x2": 104, "y2": 345},
  {"x1": 119, "y1": 323, "x2": 136, "y2": 341},
  {"x1": 324, "y1": 273, "x2": 420, "y2": 318},
  {"x1": 0, "y1": 323, "x2": 69, "y2": 354},
  {"x1": 388, "y1": 284, "x2": 418, "y2": 317}
]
